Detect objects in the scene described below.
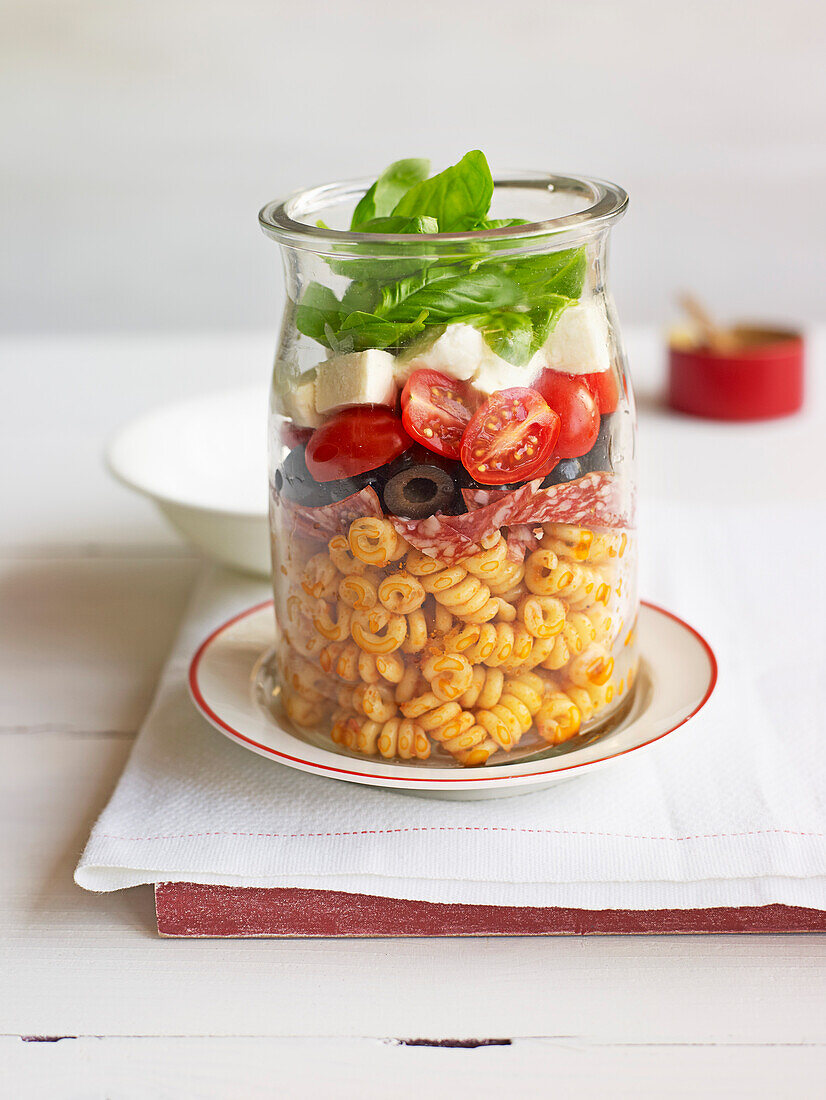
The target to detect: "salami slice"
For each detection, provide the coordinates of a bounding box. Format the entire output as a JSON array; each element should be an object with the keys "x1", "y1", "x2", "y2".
[
  {"x1": 275, "y1": 486, "x2": 383, "y2": 543},
  {"x1": 460, "y1": 486, "x2": 514, "y2": 511},
  {"x1": 390, "y1": 482, "x2": 541, "y2": 563},
  {"x1": 512, "y1": 472, "x2": 629, "y2": 530},
  {"x1": 389, "y1": 513, "x2": 479, "y2": 563},
  {"x1": 505, "y1": 525, "x2": 543, "y2": 562},
  {"x1": 391, "y1": 473, "x2": 630, "y2": 563}
]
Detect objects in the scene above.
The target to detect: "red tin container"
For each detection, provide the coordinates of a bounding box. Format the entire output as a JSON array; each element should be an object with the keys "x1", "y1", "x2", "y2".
[{"x1": 668, "y1": 327, "x2": 804, "y2": 421}]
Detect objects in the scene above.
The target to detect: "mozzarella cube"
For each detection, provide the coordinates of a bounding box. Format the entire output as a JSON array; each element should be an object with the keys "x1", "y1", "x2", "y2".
[
  {"x1": 538, "y1": 303, "x2": 611, "y2": 374},
  {"x1": 393, "y1": 323, "x2": 487, "y2": 385},
  {"x1": 288, "y1": 378, "x2": 321, "y2": 426},
  {"x1": 473, "y1": 356, "x2": 522, "y2": 395},
  {"x1": 273, "y1": 373, "x2": 322, "y2": 428},
  {"x1": 315, "y1": 349, "x2": 397, "y2": 414}
]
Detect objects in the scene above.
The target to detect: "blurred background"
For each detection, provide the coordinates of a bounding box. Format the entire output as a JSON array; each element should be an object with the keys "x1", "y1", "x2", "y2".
[
  {"x1": 3, "y1": 0, "x2": 824, "y2": 334},
  {"x1": 2, "y1": 0, "x2": 824, "y2": 553}
]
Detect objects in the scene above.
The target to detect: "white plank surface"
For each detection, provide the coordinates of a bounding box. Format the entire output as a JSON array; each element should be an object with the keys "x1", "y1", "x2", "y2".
[
  {"x1": 2, "y1": 333, "x2": 825, "y2": 1094},
  {"x1": 3, "y1": 1037, "x2": 825, "y2": 1100},
  {"x1": 4, "y1": 729, "x2": 825, "y2": 1043},
  {"x1": 0, "y1": 554, "x2": 198, "y2": 732}
]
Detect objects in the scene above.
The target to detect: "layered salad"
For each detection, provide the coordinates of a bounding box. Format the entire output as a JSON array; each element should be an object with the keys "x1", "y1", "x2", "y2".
[{"x1": 267, "y1": 152, "x2": 637, "y2": 766}]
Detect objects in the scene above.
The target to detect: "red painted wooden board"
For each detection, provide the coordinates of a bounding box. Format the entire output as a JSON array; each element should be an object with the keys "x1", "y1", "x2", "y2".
[{"x1": 155, "y1": 883, "x2": 826, "y2": 937}]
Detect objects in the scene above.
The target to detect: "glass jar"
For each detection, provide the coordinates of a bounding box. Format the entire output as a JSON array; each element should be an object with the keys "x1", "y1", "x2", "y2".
[{"x1": 258, "y1": 170, "x2": 637, "y2": 767}]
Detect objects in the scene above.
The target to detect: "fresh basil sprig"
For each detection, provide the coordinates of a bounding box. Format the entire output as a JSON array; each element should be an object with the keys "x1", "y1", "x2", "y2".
[
  {"x1": 294, "y1": 151, "x2": 586, "y2": 364},
  {"x1": 378, "y1": 268, "x2": 523, "y2": 324},
  {"x1": 350, "y1": 159, "x2": 431, "y2": 230},
  {"x1": 391, "y1": 150, "x2": 494, "y2": 232}
]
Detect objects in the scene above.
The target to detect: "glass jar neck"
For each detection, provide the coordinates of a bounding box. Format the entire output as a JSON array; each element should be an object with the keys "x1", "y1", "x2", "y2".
[{"x1": 260, "y1": 172, "x2": 627, "y2": 259}]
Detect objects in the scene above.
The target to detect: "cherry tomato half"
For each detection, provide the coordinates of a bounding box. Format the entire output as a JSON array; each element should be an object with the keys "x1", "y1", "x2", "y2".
[
  {"x1": 534, "y1": 371, "x2": 600, "y2": 458},
  {"x1": 401, "y1": 369, "x2": 482, "y2": 459},
  {"x1": 583, "y1": 369, "x2": 620, "y2": 415},
  {"x1": 305, "y1": 405, "x2": 412, "y2": 482},
  {"x1": 460, "y1": 388, "x2": 560, "y2": 485}
]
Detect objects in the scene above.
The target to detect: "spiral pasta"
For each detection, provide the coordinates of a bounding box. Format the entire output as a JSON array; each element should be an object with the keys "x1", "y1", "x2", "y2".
[
  {"x1": 445, "y1": 622, "x2": 516, "y2": 667},
  {"x1": 319, "y1": 640, "x2": 361, "y2": 681},
  {"x1": 420, "y1": 564, "x2": 500, "y2": 623},
  {"x1": 547, "y1": 561, "x2": 611, "y2": 609},
  {"x1": 562, "y1": 679, "x2": 615, "y2": 723},
  {"x1": 312, "y1": 603, "x2": 352, "y2": 642},
  {"x1": 301, "y1": 552, "x2": 338, "y2": 600},
  {"x1": 474, "y1": 671, "x2": 544, "y2": 751},
  {"x1": 518, "y1": 595, "x2": 566, "y2": 639},
  {"x1": 331, "y1": 713, "x2": 431, "y2": 760},
  {"x1": 279, "y1": 647, "x2": 338, "y2": 703},
  {"x1": 540, "y1": 612, "x2": 600, "y2": 672},
  {"x1": 535, "y1": 689, "x2": 582, "y2": 745},
  {"x1": 338, "y1": 573, "x2": 378, "y2": 611},
  {"x1": 328, "y1": 534, "x2": 369, "y2": 575},
  {"x1": 422, "y1": 652, "x2": 474, "y2": 702},
  {"x1": 351, "y1": 606, "x2": 407, "y2": 654},
  {"x1": 459, "y1": 666, "x2": 505, "y2": 709},
  {"x1": 352, "y1": 681, "x2": 397, "y2": 722},
  {"x1": 378, "y1": 571, "x2": 426, "y2": 614},
  {"x1": 275, "y1": 512, "x2": 636, "y2": 766},
  {"x1": 568, "y1": 644, "x2": 614, "y2": 688},
  {"x1": 542, "y1": 524, "x2": 629, "y2": 565},
  {"x1": 282, "y1": 688, "x2": 327, "y2": 728},
  {"x1": 401, "y1": 609, "x2": 428, "y2": 653},
  {"x1": 349, "y1": 518, "x2": 405, "y2": 566},
  {"x1": 461, "y1": 537, "x2": 509, "y2": 579}
]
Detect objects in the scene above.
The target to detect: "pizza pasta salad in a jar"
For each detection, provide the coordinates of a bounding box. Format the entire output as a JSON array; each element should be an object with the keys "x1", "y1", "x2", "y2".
[{"x1": 259, "y1": 151, "x2": 637, "y2": 767}]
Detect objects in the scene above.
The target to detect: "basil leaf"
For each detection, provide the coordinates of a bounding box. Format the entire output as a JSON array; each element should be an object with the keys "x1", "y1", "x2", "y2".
[
  {"x1": 500, "y1": 246, "x2": 588, "y2": 300},
  {"x1": 470, "y1": 294, "x2": 577, "y2": 367},
  {"x1": 450, "y1": 216, "x2": 530, "y2": 232},
  {"x1": 471, "y1": 311, "x2": 535, "y2": 367},
  {"x1": 330, "y1": 217, "x2": 439, "y2": 282},
  {"x1": 381, "y1": 268, "x2": 522, "y2": 324},
  {"x1": 477, "y1": 217, "x2": 530, "y2": 230},
  {"x1": 294, "y1": 283, "x2": 345, "y2": 347},
  {"x1": 340, "y1": 280, "x2": 381, "y2": 315},
  {"x1": 350, "y1": 158, "x2": 430, "y2": 229},
  {"x1": 392, "y1": 150, "x2": 494, "y2": 231},
  {"x1": 355, "y1": 215, "x2": 439, "y2": 235},
  {"x1": 331, "y1": 310, "x2": 429, "y2": 353},
  {"x1": 297, "y1": 156, "x2": 588, "y2": 358},
  {"x1": 546, "y1": 248, "x2": 587, "y2": 299},
  {"x1": 528, "y1": 295, "x2": 576, "y2": 352},
  {"x1": 376, "y1": 264, "x2": 465, "y2": 315}
]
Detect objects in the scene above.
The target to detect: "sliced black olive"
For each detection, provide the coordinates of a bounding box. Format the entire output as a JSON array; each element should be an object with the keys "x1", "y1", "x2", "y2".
[
  {"x1": 380, "y1": 443, "x2": 451, "y2": 480},
  {"x1": 382, "y1": 463, "x2": 459, "y2": 518},
  {"x1": 542, "y1": 457, "x2": 583, "y2": 487},
  {"x1": 580, "y1": 414, "x2": 614, "y2": 474},
  {"x1": 276, "y1": 445, "x2": 369, "y2": 507}
]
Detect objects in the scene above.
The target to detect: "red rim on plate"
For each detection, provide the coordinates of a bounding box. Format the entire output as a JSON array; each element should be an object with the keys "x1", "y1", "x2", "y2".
[{"x1": 188, "y1": 600, "x2": 718, "y2": 784}]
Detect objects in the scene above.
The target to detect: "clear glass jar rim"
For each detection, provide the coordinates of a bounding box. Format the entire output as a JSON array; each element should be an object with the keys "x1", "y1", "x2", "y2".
[{"x1": 259, "y1": 170, "x2": 628, "y2": 254}]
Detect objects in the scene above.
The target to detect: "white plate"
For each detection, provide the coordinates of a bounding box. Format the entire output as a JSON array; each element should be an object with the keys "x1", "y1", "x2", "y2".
[
  {"x1": 106, "y1": 387, "x2": 271, "y2": 575},
  {"x1": 188, "y1": 600, "x2": 717, "y2": 800}
]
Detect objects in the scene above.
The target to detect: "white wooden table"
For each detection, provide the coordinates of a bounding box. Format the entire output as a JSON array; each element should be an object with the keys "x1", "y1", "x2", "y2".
[{"x1": 2, "y1": 332, "x2": 825, "y2": 1097}]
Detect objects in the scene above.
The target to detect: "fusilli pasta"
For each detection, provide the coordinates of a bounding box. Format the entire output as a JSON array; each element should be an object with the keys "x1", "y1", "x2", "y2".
[{"x1": 274, "y1": 511, "x2": 635, "y2": 766}]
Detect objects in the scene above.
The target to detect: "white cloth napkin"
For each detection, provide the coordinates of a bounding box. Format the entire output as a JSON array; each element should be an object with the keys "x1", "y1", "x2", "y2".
[{"x1": 76, "y1": 498, "x2": 826, "y2": 910}]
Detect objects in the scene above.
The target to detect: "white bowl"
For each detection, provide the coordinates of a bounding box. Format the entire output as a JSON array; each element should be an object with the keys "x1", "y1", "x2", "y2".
[{"x1": 106, "y1": 387, "x2": 271, "y2": 576}]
